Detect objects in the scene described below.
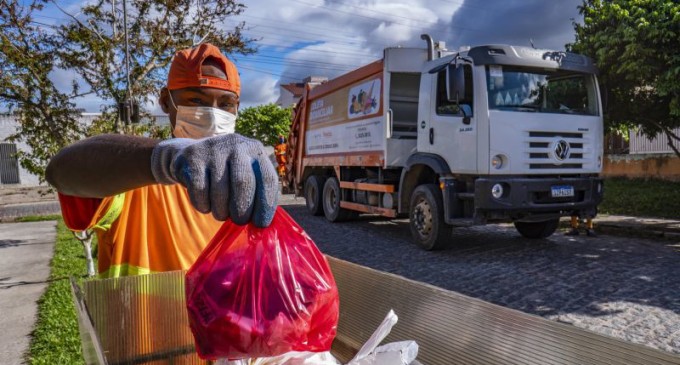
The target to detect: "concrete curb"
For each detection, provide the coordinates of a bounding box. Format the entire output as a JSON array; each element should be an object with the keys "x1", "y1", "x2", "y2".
[{"x1": 0, "y1": 201, "x2": 61, "y2": 222}]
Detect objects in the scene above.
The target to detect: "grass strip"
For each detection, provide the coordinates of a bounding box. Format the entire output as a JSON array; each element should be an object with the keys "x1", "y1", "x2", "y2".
[
  {"x1": 14, "y1": 214, "x2": 62, "y2": 223},
  {"x1": 27, "y1": 218, "x2": 96, "y2": 365},
  {"x1": 600, "y1": 178, "x2": 680, "y2": 219}
]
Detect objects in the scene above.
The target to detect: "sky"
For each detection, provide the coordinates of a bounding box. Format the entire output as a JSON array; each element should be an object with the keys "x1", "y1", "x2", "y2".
[{"x1": 28, "y1": 0, "x2": 584, "y2": 113}]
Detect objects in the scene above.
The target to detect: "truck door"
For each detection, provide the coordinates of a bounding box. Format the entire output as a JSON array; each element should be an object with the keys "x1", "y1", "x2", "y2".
[{"x1": 428, "y1": 64, "x2": 477, "y2": 173}]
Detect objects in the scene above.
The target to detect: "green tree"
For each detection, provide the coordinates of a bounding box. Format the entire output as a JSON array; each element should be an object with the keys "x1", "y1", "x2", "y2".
[
  {"x1": 236, "y1": 103, "x2": 292, "y2": 146},
  {"x1": 570, "y1": 0, "x2": 680, "y2": 156},
  {"x1": 1, "y1": 1, "x2": 83, "y2": 181},
  {"x1": 1, "y1": 0, "x2": 254, "y2": 182}
]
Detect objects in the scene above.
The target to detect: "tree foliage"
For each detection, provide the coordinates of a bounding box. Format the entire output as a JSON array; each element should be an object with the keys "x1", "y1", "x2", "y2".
[
  {"x1": 0, "y1": 1, "x2": 83, "y2": 180},
  {"x1": 0, "y1": 0, "x2": 253, "y2": 182},
  {"x1": 55, "y1": 0, "x2": 254, "y2": 116},
  {"x1": 570, "y1": 0, "x2": 680, "y2": 156},
  {"x1": 236, "y1": 103, "x2": 292, "y2": 147}
]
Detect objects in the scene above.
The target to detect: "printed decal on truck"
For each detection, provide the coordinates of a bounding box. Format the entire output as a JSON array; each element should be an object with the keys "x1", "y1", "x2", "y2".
[
  {"x1": 307, "y1": 74, "x2": 382, "y2": 129},
  {"x1": 348, "y1": 79, "x2": 381, "y2": 119},
  {"x1": 306, "y1": 117, "x2": 385, "y2": 155}
]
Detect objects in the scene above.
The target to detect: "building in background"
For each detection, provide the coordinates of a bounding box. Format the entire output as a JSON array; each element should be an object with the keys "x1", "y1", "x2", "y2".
[
  {"x1": 277, "y1": 76, "x2": 328, "y2": 108},
  {"x1": 0, "y1": 113, "x2": 169, "y2": 186}
]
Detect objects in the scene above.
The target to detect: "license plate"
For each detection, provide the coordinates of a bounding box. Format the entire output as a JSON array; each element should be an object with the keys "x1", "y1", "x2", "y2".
[{"x1": 551, "y1": 185, "x2": 574, "y2": 198}]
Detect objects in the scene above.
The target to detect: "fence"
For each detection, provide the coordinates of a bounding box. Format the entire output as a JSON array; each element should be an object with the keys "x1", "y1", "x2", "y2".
[{"x1": 629, "y1": 127, "x2": 680, "y2": 155}]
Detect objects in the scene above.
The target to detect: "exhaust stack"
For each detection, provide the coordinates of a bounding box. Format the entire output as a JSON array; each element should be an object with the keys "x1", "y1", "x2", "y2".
[{"x1": 421, "y1": 34, "x2": 434, "y2": 61}]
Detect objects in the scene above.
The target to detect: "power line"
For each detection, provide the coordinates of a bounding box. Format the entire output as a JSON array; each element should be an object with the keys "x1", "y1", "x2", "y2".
[
  {"x1": 237, "y1": 64, "x2": 312, "y2": 82},
  {"x1": 233, "y1": 54, "x2": 356, "y2": 71}
]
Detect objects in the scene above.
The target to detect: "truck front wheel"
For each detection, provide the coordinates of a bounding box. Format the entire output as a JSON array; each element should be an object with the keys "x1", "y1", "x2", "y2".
[
  {"x1": 304, "y1": 175, "x2": 326, "y2": 216},
  {"x1": 409, "y1": 184, "x2": 450, "y2": 250},
  {"x1": 514, "y1": 218, "x2": 560, "y2": 239},
  {"x1": 323, "y1": 177, "x2": 358, "y2": 222}
]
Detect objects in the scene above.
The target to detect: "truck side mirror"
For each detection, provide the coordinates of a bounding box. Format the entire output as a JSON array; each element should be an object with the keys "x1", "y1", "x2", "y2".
[{"x1": 446, "y1": 64, "x2": 466, "y2": 104}]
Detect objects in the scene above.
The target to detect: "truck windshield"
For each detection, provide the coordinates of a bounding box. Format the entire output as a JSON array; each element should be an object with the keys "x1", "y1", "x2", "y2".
[{"x1": 486, "y1": 65, "x2": 599, "y2": 116}]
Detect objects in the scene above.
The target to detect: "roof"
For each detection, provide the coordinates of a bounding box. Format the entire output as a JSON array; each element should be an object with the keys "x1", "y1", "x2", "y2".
[{"x1": 281, "y1": 83, "x2": 305, "y2": 96}]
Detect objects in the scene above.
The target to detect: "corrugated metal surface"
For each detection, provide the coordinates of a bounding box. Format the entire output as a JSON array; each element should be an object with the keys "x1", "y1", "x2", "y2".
[
  {"x1": 328, "y1": 257, "x2": 680, "y2": 365},
  {"x1": 0, "y1": 143, "x2": 20, "y2": 184},
  {"x1": 82, "y1": 271, "x2": 207, "y2": 365},
  {"x1": 71, "y1": 278, "x2": 108, "y2": 365},
  {"x1": 630, "y1": 128, "x2": 680, "y2": 154},
  {"x1": 75, "y1": 260, "x2": 680, "y2": 365}
]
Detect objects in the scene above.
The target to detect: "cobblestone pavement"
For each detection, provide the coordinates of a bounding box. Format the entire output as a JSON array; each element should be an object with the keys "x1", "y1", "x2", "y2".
[{"x1": 278, "y1": 195, "x2": 680, "y2": 355}]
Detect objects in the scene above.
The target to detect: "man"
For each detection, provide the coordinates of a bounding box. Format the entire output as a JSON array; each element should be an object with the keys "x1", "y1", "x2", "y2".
[{"x1": 46, "y1": 43, "x2": 278, "y2": 278}]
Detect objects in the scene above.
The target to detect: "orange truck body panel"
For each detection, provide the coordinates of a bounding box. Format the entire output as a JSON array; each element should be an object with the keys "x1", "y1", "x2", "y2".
[{"x1": 286, "y1": 60, "x2": 386, "y2": 191}]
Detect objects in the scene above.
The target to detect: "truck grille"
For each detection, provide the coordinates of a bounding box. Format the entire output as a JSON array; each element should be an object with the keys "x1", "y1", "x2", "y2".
[{"x1": 527, "y1": 131, "x2": 585, "y2": 170}]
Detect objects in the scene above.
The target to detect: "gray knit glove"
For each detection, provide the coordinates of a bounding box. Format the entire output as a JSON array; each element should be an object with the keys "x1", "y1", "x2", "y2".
[{"x1": 151, "y1": 134, "x2": 279, "y2": 227}]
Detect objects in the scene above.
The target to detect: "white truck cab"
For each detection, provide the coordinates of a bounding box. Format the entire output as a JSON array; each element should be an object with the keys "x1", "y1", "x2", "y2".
[{"x1": 402, "y1": 37, "x2": 603, "y2": 248}]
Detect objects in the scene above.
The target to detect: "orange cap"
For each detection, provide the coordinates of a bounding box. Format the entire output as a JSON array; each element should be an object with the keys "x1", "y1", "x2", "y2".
[{"x1": 167, "y1": 43, "x2": 240, "y2": 95}]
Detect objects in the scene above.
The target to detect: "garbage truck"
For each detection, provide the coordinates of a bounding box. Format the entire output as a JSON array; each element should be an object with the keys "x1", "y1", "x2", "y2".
[{"x1": 285, "y1": 34, "x2": 604, "y2": 250}]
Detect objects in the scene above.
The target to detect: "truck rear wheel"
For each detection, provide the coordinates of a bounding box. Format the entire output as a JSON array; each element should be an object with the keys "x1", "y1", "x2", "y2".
[
  {"x1": 304, "y1": 175, "x2": 326, "y2": 216},
  {"x1": 323, "y1": 177, "x2": 358, "y2": 222},
  {"x1": 409, "y1": 184, "x2": 450, "y2": 250},
  {"x1": 514, "y1": 218, "x2": 560, "y2": 239}
]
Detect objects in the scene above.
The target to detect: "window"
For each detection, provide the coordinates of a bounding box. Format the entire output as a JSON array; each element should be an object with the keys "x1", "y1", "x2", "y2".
[
  {"x1": 486, "y1": 65, "x2": 598, "y2": 116},
  {"x1": 436, "y1": 64, "x2": 473, "y2": 116}
]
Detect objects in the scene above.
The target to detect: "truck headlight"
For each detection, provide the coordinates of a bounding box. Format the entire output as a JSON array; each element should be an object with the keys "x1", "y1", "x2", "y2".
[
  {"x1": 491, "y1": 183, "x2": 504, "y2": 199},
  {"x1": 491, "y1": 155, "x2": 504, "y2": 169}
]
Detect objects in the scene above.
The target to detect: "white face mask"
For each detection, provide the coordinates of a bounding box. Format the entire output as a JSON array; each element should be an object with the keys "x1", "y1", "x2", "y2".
[{"x1": 169, "y1": 95, "x2": 237, "y2": 139}]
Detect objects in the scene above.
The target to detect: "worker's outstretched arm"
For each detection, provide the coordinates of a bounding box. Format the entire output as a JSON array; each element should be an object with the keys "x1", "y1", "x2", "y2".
[
  {"x1": 46, "y1": 134, "x2": 158, "y2": 199},
  {"x1": 47, "y1": 133, "x2": 278, "y2": 227}
]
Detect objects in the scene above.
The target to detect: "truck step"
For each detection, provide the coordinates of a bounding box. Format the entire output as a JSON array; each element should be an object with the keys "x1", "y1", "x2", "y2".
[
  {"x1": 447, "y1": 218, "x2": 476, "y2": 227},
  {"x1": 457, "y1": 193, "x2": 475, "y2": 200}
]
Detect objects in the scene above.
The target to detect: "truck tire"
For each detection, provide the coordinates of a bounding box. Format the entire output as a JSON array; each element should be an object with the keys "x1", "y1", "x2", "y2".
[
  {"x1": 514, "y1": 218, "x2": 560, "y2": 239},
  {"x1": 323, "y1": 177, "x2": 358, "y2": 222},
  {"x1": 409, "y1": 184, "x2": 450, "y2": 250},
  {"x1": 304, "y1": 175, "x2": 326, "y2": 216}
]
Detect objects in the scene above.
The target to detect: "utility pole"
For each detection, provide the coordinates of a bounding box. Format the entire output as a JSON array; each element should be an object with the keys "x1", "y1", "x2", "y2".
[{"x1": 118, "y1": 0, "x2": 137, "y2": 131}]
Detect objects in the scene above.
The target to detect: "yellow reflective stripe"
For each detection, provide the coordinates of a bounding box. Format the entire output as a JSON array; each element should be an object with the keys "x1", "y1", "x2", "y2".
[
  {"x1": 99, "y1": 263, "x2": 154, "y2": 279},
  {"x1": 92, "y1": 193, "x2": 125, "y2": 231},
  {"x1": 98, "y1": 265, "x2": 185, "y2": 299}
]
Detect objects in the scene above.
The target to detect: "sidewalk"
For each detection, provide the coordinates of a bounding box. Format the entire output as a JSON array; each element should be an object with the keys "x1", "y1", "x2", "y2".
[
  {"x1": 559, "y1": 214, "x2": 680, "y2": 241},
  {"x1": 0, "y1": 221, "x2": 56, "y2": 365}
]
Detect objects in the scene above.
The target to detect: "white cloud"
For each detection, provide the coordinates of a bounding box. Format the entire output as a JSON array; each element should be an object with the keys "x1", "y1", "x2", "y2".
[
  {"x1": 44, "y1": 0, "x2": 586, "y2": 112},
  {"x1": 240, "y1": 74, "x2": 279, "y2": 109}
]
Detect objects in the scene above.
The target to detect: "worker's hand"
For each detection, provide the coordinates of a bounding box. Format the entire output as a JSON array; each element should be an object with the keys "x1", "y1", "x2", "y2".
[{"x1": 151, "y1": 134, "x2": 278, "y2": 227}]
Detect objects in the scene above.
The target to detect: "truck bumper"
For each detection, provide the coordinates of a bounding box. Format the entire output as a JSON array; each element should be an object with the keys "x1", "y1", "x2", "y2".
[{"x1": 441, "y1": 176, "x2": 604, "y2": 223}]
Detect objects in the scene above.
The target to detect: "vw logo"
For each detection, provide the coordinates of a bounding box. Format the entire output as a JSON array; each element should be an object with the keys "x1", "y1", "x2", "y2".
[{"x1": 553, "y1": 139, "x2": 571, "y2": 161}]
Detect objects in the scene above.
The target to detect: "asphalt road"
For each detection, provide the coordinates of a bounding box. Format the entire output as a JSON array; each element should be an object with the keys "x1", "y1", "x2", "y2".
[{"x1": 278, "y1": 194, "x2": 680, "y2": 356}]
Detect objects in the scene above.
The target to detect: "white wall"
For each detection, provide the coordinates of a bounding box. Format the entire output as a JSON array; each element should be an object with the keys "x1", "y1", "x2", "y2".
[
  {"x1": 0, "y1": 115, "x2": 40, "y2": 186},
  {"x1": 277, "y1": 89, "x2": 298, "y2": 108}
]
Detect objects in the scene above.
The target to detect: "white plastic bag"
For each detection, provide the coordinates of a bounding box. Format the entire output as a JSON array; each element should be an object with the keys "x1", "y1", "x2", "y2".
[
  {"x1": 215, "y1": 351, "x2": 340, "y2": 365},
  {"x1": 346, "y1": 310, "x2": 418, "y2": 365},
  {"x1": 216, "y1": 309, "x2": 418, "y2": 365}
]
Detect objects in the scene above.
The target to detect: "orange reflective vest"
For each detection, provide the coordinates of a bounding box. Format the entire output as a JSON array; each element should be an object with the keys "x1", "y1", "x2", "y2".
[{"x1": 59, "y1": 184, "x2": 222, "y2": 278}]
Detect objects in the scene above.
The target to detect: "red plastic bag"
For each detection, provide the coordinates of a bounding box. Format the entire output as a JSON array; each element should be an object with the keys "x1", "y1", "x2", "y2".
[{"x1": 185, "y1": 207, "x2": 339, "y2": 360}]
